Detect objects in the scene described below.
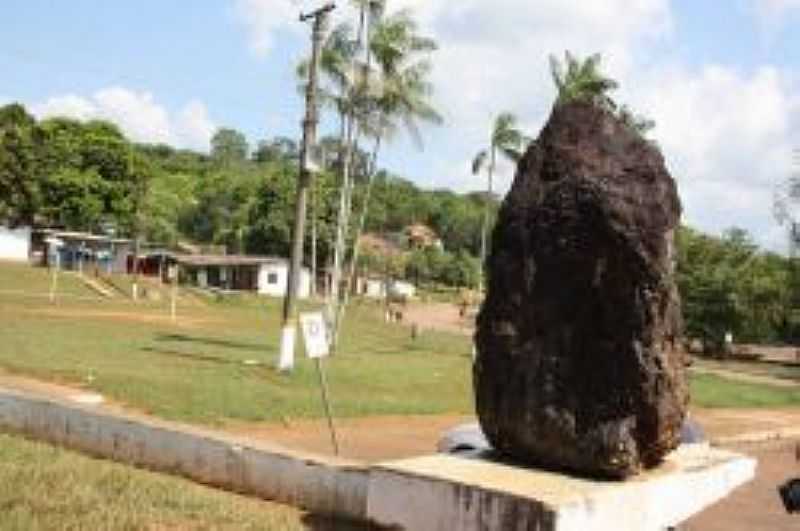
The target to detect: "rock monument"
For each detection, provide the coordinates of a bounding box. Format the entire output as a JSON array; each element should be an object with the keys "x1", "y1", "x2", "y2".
[{"x1": 474, "y1": 100, "x2": 688, "y2": 479}]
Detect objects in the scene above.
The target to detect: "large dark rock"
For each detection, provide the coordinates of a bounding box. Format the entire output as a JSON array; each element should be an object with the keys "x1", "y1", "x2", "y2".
[{"x1": 474, "y1": 101, "x2": 688, "y2": 479}]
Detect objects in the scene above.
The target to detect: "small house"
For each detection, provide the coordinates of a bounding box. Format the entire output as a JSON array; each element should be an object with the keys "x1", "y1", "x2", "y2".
[
  {"x1": 355, "y1": 275, "x2": 387, "y2": 299},
  {"x1": 389, "y1": 279, "x2": 416, "y2": 299},
  {"x1": 175, "y1": 255, "x2": 311, "y2": 298},
  {"x1": 35, "y1": 229, "x2": 131, "y2": 274}
]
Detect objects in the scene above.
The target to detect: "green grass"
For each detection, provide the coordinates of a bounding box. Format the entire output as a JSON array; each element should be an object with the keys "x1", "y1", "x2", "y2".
[
  {"x1": 690, "y1": 372, "x2": 800, "y2": 408},
  {"x1": 0, "y1": 430, "x2": 361, "y2": 530},
  {"x1": 0, "y1": 260, "x2": 97, "y2": 299},
  {"x1": 0, "y1": 262, "x2": 473, "y2": 425}
]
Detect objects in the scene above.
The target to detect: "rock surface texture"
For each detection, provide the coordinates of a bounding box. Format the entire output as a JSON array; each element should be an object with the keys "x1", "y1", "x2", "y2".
[{"x1": 474, "y1": 101, "x2": 688, "y2": 479}]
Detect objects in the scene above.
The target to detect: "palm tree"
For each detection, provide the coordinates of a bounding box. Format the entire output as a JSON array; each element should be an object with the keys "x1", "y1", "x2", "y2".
[
  {"x1": 549, "y1": 51, "x2": 618, "y2": 110},
  {"x1": 330, "y1": 8, "x2": 441, "y2": 348},
  {"x1": 472, "y1": 113, "x2": 528, "y2": 286}
]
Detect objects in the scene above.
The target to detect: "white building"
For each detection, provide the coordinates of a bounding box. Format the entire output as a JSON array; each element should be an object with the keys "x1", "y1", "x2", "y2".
[
  {"x1": 389, "y1": 279, "x2": 416, "y2": 299},
  {"x1": 177, "y1": 255, "x2": 311, "y2": 298},
  {"x1": 0, "y1": 225, "x2": 31, "y2": 262},
  {"x1": 356, "y1": 276, "x2": 387, "y2": 299}
]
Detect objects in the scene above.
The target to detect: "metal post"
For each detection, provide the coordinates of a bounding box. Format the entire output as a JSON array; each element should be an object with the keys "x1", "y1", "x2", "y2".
[
  {"x1": 171, "y1": 275, "x2": 177, "y2": 323},
  {"x1": 278, "y1": 2, "x2": 335, "y2": 372},
  {"x1": 49, "y1": 251, "x2": 59, "y2": 304}
]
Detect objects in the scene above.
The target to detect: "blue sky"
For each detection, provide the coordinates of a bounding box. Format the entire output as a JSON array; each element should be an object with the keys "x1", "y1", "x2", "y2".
[{"x1": 2, "y1": 1, "x2": 800, "y2": 251}]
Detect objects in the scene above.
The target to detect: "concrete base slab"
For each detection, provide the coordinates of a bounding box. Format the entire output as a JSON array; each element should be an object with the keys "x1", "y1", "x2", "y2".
[{"x1": 367, "y1": 445, "x2": 756, "y2": 531}]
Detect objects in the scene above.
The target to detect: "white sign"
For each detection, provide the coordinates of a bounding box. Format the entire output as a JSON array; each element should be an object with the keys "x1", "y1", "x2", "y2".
[{"x1": 300, "y1": 312, "x2": 330, "y2": 359}]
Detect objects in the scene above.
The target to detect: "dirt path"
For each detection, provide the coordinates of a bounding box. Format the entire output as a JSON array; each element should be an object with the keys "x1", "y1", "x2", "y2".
[
  {"x1": 403, "y1": 302, "x2": 474, "y2": 336},
  {"x1": 684, "y1": 439, "x2": 800, "y2": 531}
]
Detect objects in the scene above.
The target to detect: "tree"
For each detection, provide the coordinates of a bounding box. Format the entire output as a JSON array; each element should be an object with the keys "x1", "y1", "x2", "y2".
[
  {"x1": 0, "y1": 103, "x2": 44, "y2": 225},
  {"x1": 549, "y1": 51, "x2": 618, "y2": 110},
  {"x1": 332, "y1": 5, "x2": 441, "y2": 345},
  {"x1": 548, "y1": 51, "x2": 656, "y2": 140},
  {"x1": 211, "y1": 128, "x2": 248, "y2": 165},
  {"x1": 252, "y1": 136, "x2": 298, "y2": 164},
  {"x1": 471, "y1": 112, "x2": 528, "y2": 282}
]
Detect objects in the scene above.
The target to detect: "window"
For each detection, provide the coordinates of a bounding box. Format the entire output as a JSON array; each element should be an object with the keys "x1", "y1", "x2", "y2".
[{"x1": 267, "y1": 272, "x2": 278, "y2": 285}]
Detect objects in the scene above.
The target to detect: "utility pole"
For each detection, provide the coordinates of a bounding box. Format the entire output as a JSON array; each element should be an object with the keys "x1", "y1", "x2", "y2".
[{"x1": 278, "y1": 2, "x2": 335, "y2": 372}]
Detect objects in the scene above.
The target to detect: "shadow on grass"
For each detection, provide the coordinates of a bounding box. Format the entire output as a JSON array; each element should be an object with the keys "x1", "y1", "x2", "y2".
[
  {"x1": 140, "y1": 346, "x2": 258, "y2": 367},
  {"x1": 155, "y1": 332, "x2": 266, "y2": 352}
]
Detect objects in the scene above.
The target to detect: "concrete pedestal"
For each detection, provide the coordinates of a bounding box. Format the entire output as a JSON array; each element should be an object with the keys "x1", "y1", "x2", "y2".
[{"x1": 367, "y1": 444, "x2": 756, "y2": 531}]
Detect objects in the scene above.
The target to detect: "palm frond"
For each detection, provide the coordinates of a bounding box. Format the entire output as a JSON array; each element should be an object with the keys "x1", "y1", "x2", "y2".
[
  {"x1": 549, "y1": 54, "x2": 565, "y2": 96},
  {"x1": 472, "y1": 150, "x2": 488, "y2": 175}
]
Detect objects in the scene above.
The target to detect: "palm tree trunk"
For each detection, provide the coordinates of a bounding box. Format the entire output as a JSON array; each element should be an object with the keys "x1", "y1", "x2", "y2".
[
  {"x1": 328, "y1": 2, "x2": 373, "y2": 351},
  {"x1": 328, "y1": 112, "x2": 357, "y2": 343},
  {"x1": 333, "y1": 134, "x2": 382, "y2": 347}
]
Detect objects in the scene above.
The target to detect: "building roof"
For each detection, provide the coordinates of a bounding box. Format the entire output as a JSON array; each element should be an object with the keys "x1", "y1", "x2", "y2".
[
  {"x1": 358, "y1": 233, "x2": 403, "y2": 257},
  {"x1": 38, "y1": 228, "x2": 131, "y2": 245},
  {"x1": 405, "y1": 223, "x2": 440, "y2": 247},
  {"x1": 175, "y1": 254, "x2": 289, "y2": 267}
]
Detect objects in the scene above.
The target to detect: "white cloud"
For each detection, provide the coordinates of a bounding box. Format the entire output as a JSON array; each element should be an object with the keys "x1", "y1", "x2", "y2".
[
  {"x1": 31, "y1": 87, "x2": 216, "y2": 151},
  {"x1": 234, "y1": 0, "x2": 301, "y2": 57},
  {"x1": 634, "y1": 65, "x2": 799, "y2": 252},
  {"x1": 32, "y1": 94, "x2": 97, "y2": 121},
  {"x1": 390, "y1": 0, "x2": 673, "y2": 192},
  {"x1": 234, "y1": 0, "x2": 379, "y2": 57},
  {"x1": 176, "y1": 100, "x2": 216, "y2": 151},
  {"x1": 92, "y1": 88, "x2": 173, "y2": 144}
]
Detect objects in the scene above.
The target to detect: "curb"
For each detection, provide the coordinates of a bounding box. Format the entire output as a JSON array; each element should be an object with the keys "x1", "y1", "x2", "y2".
[{"x1": 0, "y1": 386, "x2": 369, "y2": 521}]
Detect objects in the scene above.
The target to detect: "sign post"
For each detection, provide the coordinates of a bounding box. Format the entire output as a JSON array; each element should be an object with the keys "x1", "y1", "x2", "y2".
[
  {"x1": 168, "y1": 263, "x2": 178, "y2": 323},
  {"x1": 300, "y1": 311, "x2": 339, "y2": 455},
  {"x1": 46, "y1": 237, "x2": 63, "y2": 304}
]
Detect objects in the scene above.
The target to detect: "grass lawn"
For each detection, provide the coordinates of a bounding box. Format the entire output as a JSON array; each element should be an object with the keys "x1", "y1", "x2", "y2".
[
  {"x1": 0, "y1": 262, "x2": 473, "y2": 425},
  {"x1": 690, "y1": 372, "x2": 800, "y2": 408},
  {"x1": 0, "y1": 262, "x2": 798, "y2": 429},
  {"x1": 0, "y1": 430, "x2": 360, "y2": 530}
]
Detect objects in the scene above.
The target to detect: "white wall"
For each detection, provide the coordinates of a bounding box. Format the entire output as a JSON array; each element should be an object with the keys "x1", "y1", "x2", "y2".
[
  {"x1": 197, "y1": 268, "x2": 208, "y2": 288},
  {"x1": 0, "y1": 226, "x2": 31, "y2": 262},
  {"x1": 364, "y1": 279, "x2": 385, "y2": 299},
  {"x1": 258, "y1": 263, "x2": 310, "y2": 298},
  {"x1": 389, "y1": 280, "x2": 416, "y2": 298}
]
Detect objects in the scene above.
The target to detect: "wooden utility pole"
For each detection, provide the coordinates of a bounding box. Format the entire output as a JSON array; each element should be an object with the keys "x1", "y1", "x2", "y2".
[{"x1": 278, "y1": 2, "x2": 335, "y2": 372}]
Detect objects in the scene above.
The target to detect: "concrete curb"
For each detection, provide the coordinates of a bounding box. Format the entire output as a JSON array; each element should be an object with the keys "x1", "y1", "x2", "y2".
[{"x1": 0, "y1": 386, "x2": 369, "y2": 521}]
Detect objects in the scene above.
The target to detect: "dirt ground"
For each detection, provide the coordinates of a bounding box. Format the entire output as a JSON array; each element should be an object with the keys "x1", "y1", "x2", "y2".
[
  {"x1": 684, "y1": 439, "x2": 800, "y2": 530},
  {"x1": 403, "y1": 301, "x2": 475, "y2": 336},
  {"x1": 739, "y1": 343, "x2": 800, "y2": 364}
]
